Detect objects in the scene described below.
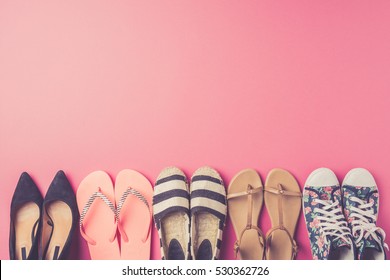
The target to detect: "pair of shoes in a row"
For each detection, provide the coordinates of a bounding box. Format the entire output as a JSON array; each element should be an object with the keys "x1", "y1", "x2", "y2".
[
  {"x1": 77, "y1": 170, "x2": 153, "y2": 260},
  {"x1": 152, "y1": 166, "x2": 227, "y2": 260},
  {"x1": 227, "y1": 168, "x2": 302, "y2": 260},
  {"x1": 9, "y1": 171, "x2": 78, "y2": 260},
  {"x1": 303, "y1": 168, "x2": 388, "y2": 260}
]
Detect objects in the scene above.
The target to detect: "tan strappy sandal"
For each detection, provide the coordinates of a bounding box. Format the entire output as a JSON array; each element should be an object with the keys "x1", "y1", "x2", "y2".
[
  {"x1": 227, "y1": 169, "x2": 265, "y2": 260},
  {"x1": 264, "y1": 168, "x2": 302, "y2": 260}
]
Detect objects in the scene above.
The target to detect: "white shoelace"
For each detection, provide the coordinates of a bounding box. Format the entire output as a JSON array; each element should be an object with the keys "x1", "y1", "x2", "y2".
[
  {"x1": 314, "y1": 198, "x2": 353, "y2": 245},
  {"x1": 349, "y1": 196, "x2": 389, "y2": 251}
]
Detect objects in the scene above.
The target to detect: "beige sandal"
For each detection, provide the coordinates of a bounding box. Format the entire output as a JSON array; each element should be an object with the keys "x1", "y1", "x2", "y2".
[
  {"x1": 227, "y1": 169, "x2": 265, "y2": 260},
  {"x1": 264, "y1": 168, "x2": 302, "y2": 260}
]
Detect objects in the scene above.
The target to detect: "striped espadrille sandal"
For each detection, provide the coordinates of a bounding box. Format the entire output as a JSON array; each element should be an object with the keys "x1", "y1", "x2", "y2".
[
  {"x1": 153, "y1": 167, "x2": 191, "y2": 260},
  {"x1": 190, "y1": 166, "x2": 227, "y2": 260}
]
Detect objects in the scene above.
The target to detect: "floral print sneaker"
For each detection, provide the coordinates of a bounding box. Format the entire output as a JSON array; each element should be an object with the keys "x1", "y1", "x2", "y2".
[
  {"x1": 303, "y1": 168, "x2": 355, "y2": 260},
  {"x1": 342, "y1": 168, "x2": 388, "y2": 260}
]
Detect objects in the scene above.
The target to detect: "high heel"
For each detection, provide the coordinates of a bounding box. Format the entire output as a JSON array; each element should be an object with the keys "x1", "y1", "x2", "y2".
[
  {"x1": 9, "y1": 172, "x2": 43, "y2": 260},
  {"x1": 39, "y1": 170, "x2": 78, "y2": 260}
]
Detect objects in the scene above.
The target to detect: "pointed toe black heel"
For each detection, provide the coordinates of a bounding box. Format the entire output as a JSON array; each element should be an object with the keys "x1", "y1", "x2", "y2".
[
  {"x1": 9, "y1": 172, "x2": 43, "y2": 260},
  {"x1": 40, "y1": 170, "x2": 78, "y2": 260}
]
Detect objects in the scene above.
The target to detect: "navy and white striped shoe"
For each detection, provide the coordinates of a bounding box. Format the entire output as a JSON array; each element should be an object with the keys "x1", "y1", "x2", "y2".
[
  {"x1": 153, "y1": 167, "x2": 191, "y2": 260},
  {"x1": 190, "y1": 166, "x2": 227, "y2": 260}
]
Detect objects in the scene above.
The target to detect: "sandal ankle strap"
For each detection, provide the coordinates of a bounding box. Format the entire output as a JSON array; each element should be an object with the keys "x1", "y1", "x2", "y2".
[
  {"x1": 265, "y1": 225, "x2": 298, "y2": 260},
  {"x1": 264, "y1": 183, "x2": 301, "y2": 260},
  {"x1": 234, "y1": 224, "x2": 265, "y2": 259},
  {"x1": 228, "y1": 184, "x2": 265, "y2": 259}
]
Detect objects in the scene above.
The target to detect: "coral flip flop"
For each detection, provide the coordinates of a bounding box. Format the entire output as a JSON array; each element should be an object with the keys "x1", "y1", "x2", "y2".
[
  {"x1": 77, "y1": 171, "x2": 120, "y2": 259},
  {"x1": 115, "y1": 169, "x2": 153, "y2": 260},
  {"x1": 227, "y1": 169, "x2": 265, "y2": 260},
  {"x1": 264, "y1": 168, "x2": 302, "y2": 260}
]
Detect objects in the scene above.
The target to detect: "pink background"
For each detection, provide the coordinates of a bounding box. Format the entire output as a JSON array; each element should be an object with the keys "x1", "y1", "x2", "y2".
[{"x1": 1, "y1": 0, "x2": 390, "y2": 260}]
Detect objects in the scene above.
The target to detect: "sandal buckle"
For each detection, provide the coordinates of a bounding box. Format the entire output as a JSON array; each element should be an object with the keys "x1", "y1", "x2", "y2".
[
  {"x1": 233, "y1": 240, "x2": 240, "y2": 258},
  {"x1": 292, "y1": 244, "x2": 299, "y2": 259}
]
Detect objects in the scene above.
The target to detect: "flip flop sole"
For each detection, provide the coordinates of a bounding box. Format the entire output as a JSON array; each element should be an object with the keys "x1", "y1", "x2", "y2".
[
  {"x1": 115, "y1": 169, "x2": 153, "y2": 260},
  {"x1": 77, "y1": 171, "x2": 120, "y2": 260}
]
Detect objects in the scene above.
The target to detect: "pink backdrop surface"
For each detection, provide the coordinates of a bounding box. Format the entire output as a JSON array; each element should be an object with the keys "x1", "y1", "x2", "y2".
[{"x1": 1, "y1": 0, "x2": 390, "y2": 260}]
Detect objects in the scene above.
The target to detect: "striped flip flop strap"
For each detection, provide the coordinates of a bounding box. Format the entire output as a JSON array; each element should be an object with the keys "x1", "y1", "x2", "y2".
[
  {"x1": 116, "y1": 187, "x2": 152, "y2": 242},
  {"x1": 79, "y1": 188, "x2": 117, "y2": 245}
]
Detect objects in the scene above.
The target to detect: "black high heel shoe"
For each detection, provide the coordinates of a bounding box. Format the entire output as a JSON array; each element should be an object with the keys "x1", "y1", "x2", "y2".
[
  {"x1": 39, "y1": 170, "x2": 78, "y2": 260},
  {"x1": 9, "y1": 172, "x2": 43, "y2": 260}
]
